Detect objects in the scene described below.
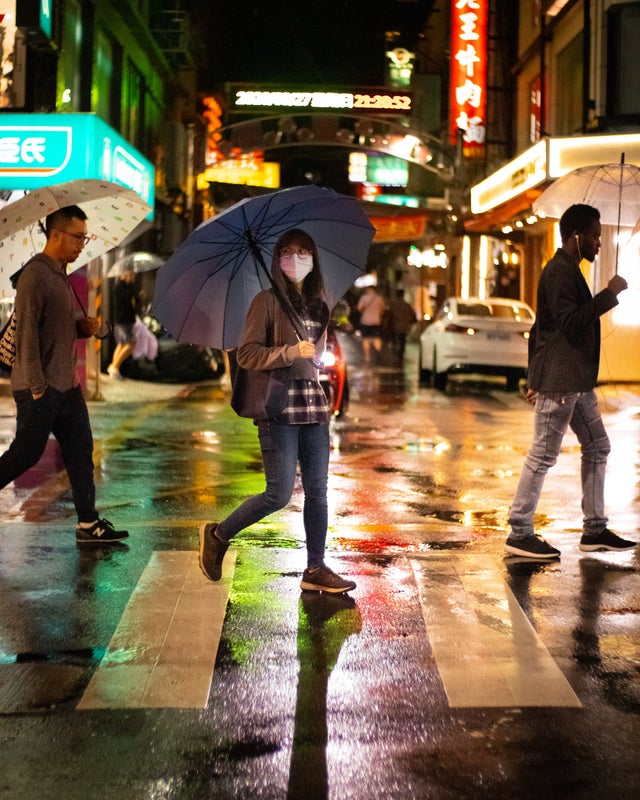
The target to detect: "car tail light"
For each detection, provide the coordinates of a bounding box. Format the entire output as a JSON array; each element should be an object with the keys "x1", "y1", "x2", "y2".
[{"x1": 445, "y1": 323, "x2": 476, "y2": 335}]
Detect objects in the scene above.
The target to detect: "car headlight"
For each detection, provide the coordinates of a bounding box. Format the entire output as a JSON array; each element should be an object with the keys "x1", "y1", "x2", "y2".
[{"x1": 322, "y1": 351, "x2": 337, "y2": 367}]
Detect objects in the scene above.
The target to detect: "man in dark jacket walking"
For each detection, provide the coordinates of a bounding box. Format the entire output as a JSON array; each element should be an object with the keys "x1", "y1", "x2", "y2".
[
  {"x1": 504, "y1": 203, "x2": 635, "y2": 559},
  {"x1": 0, "y1": 205, "x2": 128, "y2": 545}
]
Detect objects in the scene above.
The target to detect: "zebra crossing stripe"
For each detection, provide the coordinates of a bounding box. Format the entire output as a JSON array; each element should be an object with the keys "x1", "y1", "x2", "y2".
[
  {"x1": 77, "y1": 550, "x2": 235, "y2": 709},
  {"x1": 410, "y1": 554, "x2": 582, "y2": 708}
]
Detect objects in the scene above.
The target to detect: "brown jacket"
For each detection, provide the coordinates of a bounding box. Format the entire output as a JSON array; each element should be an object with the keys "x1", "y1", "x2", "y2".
[
  {"x1": 237, "y1": 289, "x2": 329, "y2": 381},
  {"x1": 11, "y1": 254, "x2": 84, "y2": 394}
]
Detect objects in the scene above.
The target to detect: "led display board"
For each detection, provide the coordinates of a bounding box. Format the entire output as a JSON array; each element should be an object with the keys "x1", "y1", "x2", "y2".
[
  {"x1": 0, "y1": 113, "x2": 154, "y2": 208},
  {"x1": 449, "y1": 0, "x2": 488, "y2": 159},
  {"x1": 230, "y1": 85, "x2": 412, "y2": 115}
]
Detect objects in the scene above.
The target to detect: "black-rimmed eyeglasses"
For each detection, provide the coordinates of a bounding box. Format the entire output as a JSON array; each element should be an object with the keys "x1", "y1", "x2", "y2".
[{"x1": 54, "y1": 229, "x2": 91, "y2": 246}]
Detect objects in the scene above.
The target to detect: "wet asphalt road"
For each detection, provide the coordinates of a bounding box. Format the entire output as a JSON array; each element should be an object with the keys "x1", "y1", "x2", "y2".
[{"x1": 0, "y1": 344, "x2": 639, "y2": 800}]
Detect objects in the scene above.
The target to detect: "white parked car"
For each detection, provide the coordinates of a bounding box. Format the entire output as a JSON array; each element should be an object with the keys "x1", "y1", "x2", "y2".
[{"x1": 419, "y1": 296, "x2": 535, "y2": 391}]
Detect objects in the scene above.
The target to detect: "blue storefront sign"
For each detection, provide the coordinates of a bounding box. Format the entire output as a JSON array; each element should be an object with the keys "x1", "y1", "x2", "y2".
[{"x1": 0, "y1": 113, "x2": 154, "y2": 211}]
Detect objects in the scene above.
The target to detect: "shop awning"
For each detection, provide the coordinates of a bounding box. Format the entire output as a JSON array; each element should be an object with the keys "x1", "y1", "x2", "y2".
[{"x1": 463, "y1": 188, "x2": 543, "y2": 233}]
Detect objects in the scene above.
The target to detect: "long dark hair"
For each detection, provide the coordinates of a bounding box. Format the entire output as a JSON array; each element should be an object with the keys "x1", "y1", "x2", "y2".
[{"x1": 270, "y1": 228, "x2": 326, "y2": 316}]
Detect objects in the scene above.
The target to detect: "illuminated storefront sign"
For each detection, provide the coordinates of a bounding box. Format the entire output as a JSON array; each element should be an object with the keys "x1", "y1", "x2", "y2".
[
  {"x1": 348, "y1": 153, "x2": 408, "y2": 186},
  {"x1": 470, "y1": 141, "x2": 547, "y2": 213},
  {"x1": 386, "y1": 47, "x2": 415, "y2": 88},
  {"x1": 199, "y1": 160, "x2": 280, "y2": 189},
  {"x1": 529, "y1": 76, "x2": 542, "y2": 144},
  {"x1": 231, "y1": 85, "x2": 412, "y2": 114},
  {"x1": 0, "y1": 113, "x2": 154, "y2": 208},
  {"x1": 15, "y1": 0, "x2": 51, "y2": 37},
  {"x1": 470, "y1": 133, "x2": 640, "y2": 214},
  {"x1": 371, "y1": 214, "x2": 427, "y2": 243},
  {"x1": 449, "y1": 0, "x2": 488, "y2": 159}
]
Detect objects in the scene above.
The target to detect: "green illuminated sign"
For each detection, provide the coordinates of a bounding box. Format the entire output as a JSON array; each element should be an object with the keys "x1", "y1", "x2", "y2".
[
  {"x1": 366, "y1": 156, "x2": 408, "y2": 186},
  {"x1": 40, "y1": 0, "x2": 52, "y2": 37},
  {"x1": 0, "y1": 113, "x2": 154, "y2": 208}
]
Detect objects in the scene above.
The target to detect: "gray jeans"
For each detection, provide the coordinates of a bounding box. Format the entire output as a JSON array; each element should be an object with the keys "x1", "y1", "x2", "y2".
[{"x1": 508, "y1": 390, "x2": 610, "y2": 539}]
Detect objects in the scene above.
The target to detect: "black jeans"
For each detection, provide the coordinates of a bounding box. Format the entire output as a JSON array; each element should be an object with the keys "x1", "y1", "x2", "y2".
[{"x1": 0, "y1": 385, "x2": 97, "y2": 522}]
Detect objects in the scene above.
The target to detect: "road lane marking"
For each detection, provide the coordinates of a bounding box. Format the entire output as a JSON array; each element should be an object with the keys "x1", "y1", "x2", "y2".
[
  {"x1": 77, "y1": 550, "x2": 235, "y2": 710},
  {"x1": 410, "y1": 554, "x2": 582, "y2": 708}
]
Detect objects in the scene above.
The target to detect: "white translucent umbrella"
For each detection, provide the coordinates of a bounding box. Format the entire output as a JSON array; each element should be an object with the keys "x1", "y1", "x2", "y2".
[
  {"x1": 107, "y1": 251, "x2": 164, "y2": 277},
  {"x1": 0, "y1": 179, "x2": 152, "y2": 297},
  {"x1": 532, "y1": 154, "x2": 640, "y2": 271},
  {"x1": 532, "y1": 158, "x2": 640, "y2": 227}
]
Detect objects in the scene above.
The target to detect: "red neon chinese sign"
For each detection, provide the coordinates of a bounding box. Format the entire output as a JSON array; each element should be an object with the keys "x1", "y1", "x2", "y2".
[{"x1": 449, "y1": 0, "x2": 487, "y2": 159}]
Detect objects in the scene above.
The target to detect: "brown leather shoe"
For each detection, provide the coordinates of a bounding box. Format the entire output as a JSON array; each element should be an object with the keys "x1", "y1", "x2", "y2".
[{"x1": 198, "y1": 522, "x2": 229, "y2": 581}]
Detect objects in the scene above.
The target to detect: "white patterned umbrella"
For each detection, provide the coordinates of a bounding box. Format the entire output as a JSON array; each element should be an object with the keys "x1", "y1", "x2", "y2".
[{"x1": 0, "y1": 179, "x2": 152, "y2": 298}]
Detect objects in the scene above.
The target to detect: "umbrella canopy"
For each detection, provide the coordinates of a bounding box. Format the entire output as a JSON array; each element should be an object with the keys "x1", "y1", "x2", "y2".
[
  {"x1": 0, "y1": 179, "x2": 152, "y2": 297},
  {"x1": 107, "y1": 251, "x2": 164, "y2": 278},
  {"x1": 532, "y1": 159, "x2": 640, "y2": 228},
  {"x1": 152, "y1": 185, "x2": 376, "y2": 349}
]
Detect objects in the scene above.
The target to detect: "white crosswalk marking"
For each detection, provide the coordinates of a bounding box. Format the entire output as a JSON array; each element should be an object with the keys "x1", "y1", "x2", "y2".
[
  {"x1": 77, "y1": 550, "x2": 235, "y2": 710},
  {"x1": 410, "y1": 554, "x2": 582, "y2": 708}
]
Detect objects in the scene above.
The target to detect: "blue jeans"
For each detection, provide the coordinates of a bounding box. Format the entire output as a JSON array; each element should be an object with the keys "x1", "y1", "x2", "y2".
[
  {"x1": 218, "y1": 420, "x2": 330, "y2": 568},
  {"x1": 508, "y1": 390, "x2": 610, "y2": 539},
  {"x1": 0, "y1": 385, "x2": 97, "y2": 522}
]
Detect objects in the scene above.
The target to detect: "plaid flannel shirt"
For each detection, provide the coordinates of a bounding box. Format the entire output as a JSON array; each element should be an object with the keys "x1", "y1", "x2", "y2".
[{"x1": 276, "y1": 315, "x2": 330, "y2": 425}]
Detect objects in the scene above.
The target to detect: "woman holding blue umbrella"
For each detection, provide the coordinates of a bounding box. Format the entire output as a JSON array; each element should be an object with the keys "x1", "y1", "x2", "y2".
[{"x1": 198, "y1": 228, "x2": 357, "y2": 595}]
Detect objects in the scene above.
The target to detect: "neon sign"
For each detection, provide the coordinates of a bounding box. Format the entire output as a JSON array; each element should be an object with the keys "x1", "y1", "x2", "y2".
[{"x1": 449, "y1": 0, "x2": 488, "y2": 159}]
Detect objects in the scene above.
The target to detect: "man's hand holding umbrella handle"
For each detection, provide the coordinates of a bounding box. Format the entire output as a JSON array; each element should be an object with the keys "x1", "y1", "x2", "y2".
[{"x1": 608, "y1": 274, "x2": 628, "y2": 295}]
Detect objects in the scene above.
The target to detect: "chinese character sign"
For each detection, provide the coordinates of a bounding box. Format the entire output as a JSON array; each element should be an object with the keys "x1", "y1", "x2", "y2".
[{"x1": 449, "y1": 0, "x2": 488, "y2": 159}]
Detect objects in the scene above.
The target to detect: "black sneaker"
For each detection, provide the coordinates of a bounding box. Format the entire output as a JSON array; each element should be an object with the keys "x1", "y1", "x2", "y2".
[
  {"x1": 504, "y1": 534, "x2": 560, "y2": 559},
  {"x1": 300, "y1": 564, "x2": 356, "y2": 594},
  {"x1": 579, "y1": 528, "x2": 637, "y2": 552},
  {"x1": 198, "y1": 522, "x2": 229, "y2": 581},
  {"x1": 76, "y1": 518, "x2": 129, "y2": 545}
]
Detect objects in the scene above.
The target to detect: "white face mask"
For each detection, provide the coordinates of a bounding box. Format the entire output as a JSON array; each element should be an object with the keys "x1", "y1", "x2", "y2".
[{"x1": 280, "y1": 253, "x2": 313, "y2": 283}]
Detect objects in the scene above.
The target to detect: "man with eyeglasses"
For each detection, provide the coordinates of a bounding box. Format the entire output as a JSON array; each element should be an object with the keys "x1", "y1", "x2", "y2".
[{"x1": 0, "y1": 205, "x2": 128, "y2": 544}]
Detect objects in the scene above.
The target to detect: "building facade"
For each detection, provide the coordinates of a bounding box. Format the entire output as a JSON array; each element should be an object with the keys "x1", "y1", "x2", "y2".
[
  {"x1": 463, "y1": 0, "x2": 640, "y2": 381},
  {"x1": 0, "y1": 0, "x2": 207, "y2": 388}
]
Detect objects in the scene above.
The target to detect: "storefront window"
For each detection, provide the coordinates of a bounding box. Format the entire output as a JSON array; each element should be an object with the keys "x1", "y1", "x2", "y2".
[
  {"x1": 607, "y1": 3, "x2": 640, "y2": 118},
  {"x1": 92, "y1": 30, "x2": 114, "y2": 123},
  {"x1": 555, "y1": 32, "x2": 583, "y2": 135},
  {"x1": 57, "y1": 0, "x2": 82, "y2": 111},
  {"x1": 122, "y1": 59, "x2": 143, "y2": 150}
]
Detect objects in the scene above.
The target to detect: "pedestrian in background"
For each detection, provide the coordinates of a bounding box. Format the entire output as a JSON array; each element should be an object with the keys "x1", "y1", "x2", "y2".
[
  {"x1": 0, "y1": 205, "x2": 128, "y2": 544},
  {"x1": 356, "y1": 284, "x2": 386, "y2": 364},
  {"x1": 388, "y1": 289, "x2": 417, "y2": 362},
  {"x1": 505, "y1": 203, "x2": 635, "y2": 559},
  {"x1": 198, "y1": 228, "x2": 356, "y2": 594},
  {"x1": 107, "y1": 269, "x2": 140, "y2": 380}
]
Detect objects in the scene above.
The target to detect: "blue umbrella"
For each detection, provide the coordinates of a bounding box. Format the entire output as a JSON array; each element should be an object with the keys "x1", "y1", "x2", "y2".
[{"x1": 152, "y1": 185, "x2": 376, "y2": 349}]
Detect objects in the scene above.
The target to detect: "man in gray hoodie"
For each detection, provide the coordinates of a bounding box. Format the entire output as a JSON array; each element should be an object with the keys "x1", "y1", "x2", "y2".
[{"x1": 0, "y1": 205, "x2": 128, "y2": 544}]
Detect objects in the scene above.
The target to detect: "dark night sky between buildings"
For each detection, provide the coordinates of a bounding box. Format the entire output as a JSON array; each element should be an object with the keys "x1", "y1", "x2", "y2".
[{"x1": 203, "y1": 0, "x2": 436, "y2": 88}]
